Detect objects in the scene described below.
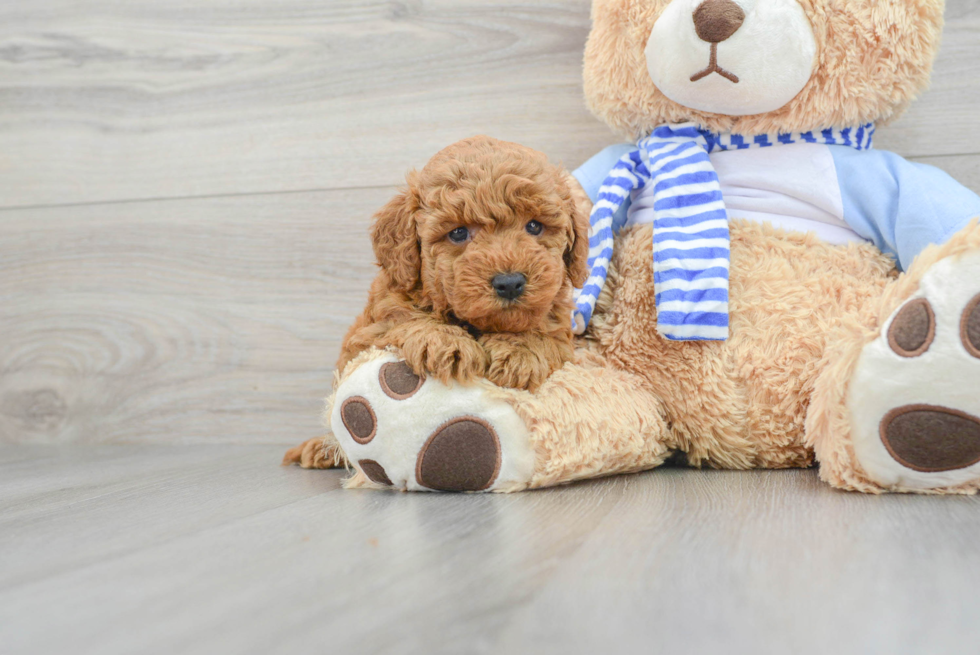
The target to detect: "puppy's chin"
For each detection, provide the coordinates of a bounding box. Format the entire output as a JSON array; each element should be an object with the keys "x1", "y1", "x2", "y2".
[
  {"x1": 460, "y1": 304, "x2": 546, "y2": 334},
  {"x1": 448, "y1": 288, "x2": 556, "y2": 333}
]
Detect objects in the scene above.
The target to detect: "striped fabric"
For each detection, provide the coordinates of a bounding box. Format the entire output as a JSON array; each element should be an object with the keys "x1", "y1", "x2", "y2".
[{"x1": 572, "y1": 122, "x2": 875, "y2": 341}]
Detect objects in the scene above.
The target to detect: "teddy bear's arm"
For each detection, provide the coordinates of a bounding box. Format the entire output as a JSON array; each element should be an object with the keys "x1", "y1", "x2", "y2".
[{"x1": 831, "y1": 146, "x2": 980, "y2": 271}]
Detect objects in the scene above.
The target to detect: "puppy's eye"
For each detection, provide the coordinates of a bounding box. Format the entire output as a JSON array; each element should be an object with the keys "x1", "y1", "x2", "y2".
[
  {"x1": 447, "y1": 227, "x2": 470, "y2": 244},
  {"x1": 526, "y1": 220, "x2": 544, "y2": 236}
]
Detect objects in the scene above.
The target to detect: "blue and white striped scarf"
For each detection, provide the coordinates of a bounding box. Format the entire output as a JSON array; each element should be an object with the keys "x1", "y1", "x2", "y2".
[{"x1": 573, "y1": 122, "x2": 875, "y2": 340}]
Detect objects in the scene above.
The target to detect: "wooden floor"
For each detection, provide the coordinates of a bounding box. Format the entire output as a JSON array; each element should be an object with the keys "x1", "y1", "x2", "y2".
[
  {"x1": 3, "y1": 1, "x2": 980, "y2": 652},
  {"x1": 2, "y1": 444, "x2": 980, "y2": 655}
]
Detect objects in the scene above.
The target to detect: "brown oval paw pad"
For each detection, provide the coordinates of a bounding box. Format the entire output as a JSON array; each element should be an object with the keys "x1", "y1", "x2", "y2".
[
  {"x1": 341, "y1": 397, "x2": 377, "y2": 444},
  {"x1": 880, "y1": 405, "x2": 980, "y2": 472},
  {"x1": 416, "y1": 417, "x2": 501, "y2": 492},
  {"x1": 888, "y1": 298, "x2": 935, "y2": 358},
  {"x1": 963, "y1": 293, "x2": 980, "y2": 359},
  {"x1": 380, "y1": 361, "x2": 424, "y2": 400},
  {"x1": 358, "y1": 459, "x2": 393, "y2": 486}
]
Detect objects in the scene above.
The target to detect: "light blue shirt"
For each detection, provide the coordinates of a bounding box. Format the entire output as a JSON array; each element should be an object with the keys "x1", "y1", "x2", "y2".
[{"x1": 574, "y1": 143, "x2": 980, "y2": 270}]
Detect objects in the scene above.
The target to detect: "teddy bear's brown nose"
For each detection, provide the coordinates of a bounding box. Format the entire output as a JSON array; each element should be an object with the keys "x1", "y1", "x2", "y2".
[{"x1": 693, "y1": 0, "x2": 745, "y2": 43}]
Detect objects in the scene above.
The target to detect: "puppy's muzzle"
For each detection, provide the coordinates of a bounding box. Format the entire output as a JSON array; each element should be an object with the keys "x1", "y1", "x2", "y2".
[{"x1": 492, "y1": 273, "x2": 527, "y2": 301}]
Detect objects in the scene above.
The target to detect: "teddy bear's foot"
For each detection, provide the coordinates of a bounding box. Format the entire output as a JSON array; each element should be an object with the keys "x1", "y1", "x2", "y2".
[
  {"x1": 329, "y1": 350, "x2": 534, "y2": 492},
  {"x1": 847, "y1": 243, "x2": 980, "y2": 492}
]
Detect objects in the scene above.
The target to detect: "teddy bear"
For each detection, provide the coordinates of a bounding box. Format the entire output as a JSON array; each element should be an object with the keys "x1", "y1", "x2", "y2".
[{"x1": 288, "y1": 0, "x2": 980, "y2": 494}]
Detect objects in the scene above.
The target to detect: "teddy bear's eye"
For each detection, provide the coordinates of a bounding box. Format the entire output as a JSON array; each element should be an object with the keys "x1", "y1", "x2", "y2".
[
  {"x1": 526, "y1": 220, "x2": 544, "y2": 236},
  {"x1": 447, "y1": 227, "x2": 470, "y2": 243}
]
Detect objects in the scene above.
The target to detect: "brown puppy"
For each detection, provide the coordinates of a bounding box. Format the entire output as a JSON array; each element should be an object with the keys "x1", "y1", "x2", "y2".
[
  {"x1": 339, "y1": 135, "x2": 591, "y2": 391},
  {"x1": 283, "y1": 136, "x2": 591, "y2": 469}
]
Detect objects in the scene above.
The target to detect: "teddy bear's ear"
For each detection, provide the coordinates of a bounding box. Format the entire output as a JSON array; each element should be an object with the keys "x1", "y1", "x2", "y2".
[
  {"x1": 370, "y1": 172, "x2": 422, "y2": 295},
  {"x1": 562, "y1": 170, "x2": 592, "y2": 289}
]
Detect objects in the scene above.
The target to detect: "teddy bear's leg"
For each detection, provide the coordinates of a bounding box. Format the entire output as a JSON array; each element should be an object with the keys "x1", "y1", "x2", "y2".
[
  {"x1": 808, "y1": 221, "x2": 980, "y2": 493},
  {"x1": 513, "y1": 353, "x2": 674, "y2": 489},
  {"x1": 327, "y1": 348, "x2": 672, "y2": 492}
]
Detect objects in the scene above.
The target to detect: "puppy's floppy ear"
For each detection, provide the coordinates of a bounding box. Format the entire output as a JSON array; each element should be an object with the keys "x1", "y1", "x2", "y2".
[
  {"x1": 371, "y1": 172, "x2": 422, "y2": 294},
  {"x1": 562, "y1": 171, "x2": 592, "y2": 289}
]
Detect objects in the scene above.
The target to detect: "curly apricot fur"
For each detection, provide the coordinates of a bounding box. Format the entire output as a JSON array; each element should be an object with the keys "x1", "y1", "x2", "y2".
[{"x1": 337, "y1": 136, "x2": 590, "y2": 390}]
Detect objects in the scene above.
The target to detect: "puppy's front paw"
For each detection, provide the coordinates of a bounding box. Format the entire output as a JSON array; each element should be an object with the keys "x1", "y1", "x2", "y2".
[
  {"x1": 401, "y1": 328, "x2": 488, "y2": 384},
  {"x1": 482, "y1": 335, "x2": 560, "y2": 391},
  {"x1": 282, "y1": 436, "x2": 347, "y2": 469}
]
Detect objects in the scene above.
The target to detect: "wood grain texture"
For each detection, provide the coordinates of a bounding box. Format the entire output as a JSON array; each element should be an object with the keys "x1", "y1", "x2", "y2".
[
  {"x1": 3, "y1": 444, "x2": 980, "y2": 655},
  {"x1": 0, "y1": 188, "x2": 388, "y2": 444},
  {"x1": 0, "y1": 0, "x2": 602, "y2": 208},
  {"x1": 1, "y1": 0, "x2": 980, "y2": 448},
  {"x1": 0, "y1": 0, "x2": 978, "y2": 209}
]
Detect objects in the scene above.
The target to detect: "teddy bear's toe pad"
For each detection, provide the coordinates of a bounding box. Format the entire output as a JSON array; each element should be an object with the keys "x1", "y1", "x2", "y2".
[
  {"x1": 887, "y1": 298, "x2": 935, "y2": 357},
  {"x1": 330, "y1": 351, "x2": 533, "y2": 492},
  {"x1": 341, "y1": 397, "x2": 377, "y2": 444},
  {"x1": 358, "y1": 459, "x2": 394, "y2": 486},
  {"x1": 379, "y1": 361, "x2": 424, "y2": 399},
  {"x1": 962, "y1": 293, "x2": 980, "y2": 358},
  {"x1": 849, "y1": 250, "x2": 980, "y2": 490}
]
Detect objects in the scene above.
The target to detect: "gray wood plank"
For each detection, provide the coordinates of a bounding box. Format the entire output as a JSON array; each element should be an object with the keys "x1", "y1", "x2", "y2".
[
  {"x1": 0, "y1": 445, "x2": 343, "y2": 590},
  {"x1": 0, "y1": 188, "x2": 388, "y2": 445},
  {"x1": 496, "y1": 472, "x2": 980, "y2": 654},
  {"x1": 0, "y1": 0, "x2": 603, "y2": 208},
  {"x1": 0, "y1": 0, "x2": 978, "y2": 208},
  {"x1": 3, "y1": 444, "x2": 980, "y2": 655}
]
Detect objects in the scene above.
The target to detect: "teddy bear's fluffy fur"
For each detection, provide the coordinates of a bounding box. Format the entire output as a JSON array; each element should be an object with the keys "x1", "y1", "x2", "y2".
[{"x1": 503, "y1": 221, "x2": 898, "y2": 488}]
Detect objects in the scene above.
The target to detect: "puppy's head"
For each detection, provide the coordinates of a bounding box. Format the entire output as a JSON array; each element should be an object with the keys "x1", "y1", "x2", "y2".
[{"x1": 371, "y1": 136, "x2": 590, "y2": 333}]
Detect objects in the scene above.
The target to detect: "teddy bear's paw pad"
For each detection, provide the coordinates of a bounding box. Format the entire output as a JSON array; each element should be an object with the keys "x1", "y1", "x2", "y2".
[
  {"x1": 331, "y1": 352, "x2": 532, "y2": 492},
  {"x1": 416, "y1": 418, "x2": 501, "y2": 491},
  {"x1": 880, "y1": 405, "x2": 980, "y2": 473},
  {"x1": 848, "y1": 251, "x2": 980, "y2": 490}
]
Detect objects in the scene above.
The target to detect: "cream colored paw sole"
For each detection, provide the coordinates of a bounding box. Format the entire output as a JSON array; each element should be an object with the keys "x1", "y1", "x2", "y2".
[
  {"x1": 330, "y1": 351, "x2": 534, "y2": 492},
  {"x1": 848, "y1": 250, "x2": 980, "y2": 490}
]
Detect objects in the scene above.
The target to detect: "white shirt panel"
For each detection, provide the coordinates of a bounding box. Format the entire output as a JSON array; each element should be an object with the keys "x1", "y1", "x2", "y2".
[{"x1": 627, "y1": 143, "x2": 869, "y2": 246}]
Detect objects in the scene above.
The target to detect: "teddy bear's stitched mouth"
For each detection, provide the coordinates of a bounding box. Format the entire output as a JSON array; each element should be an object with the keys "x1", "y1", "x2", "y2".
[{"x1": 690, "y1": 43, "x2": 739, "y2": 84}]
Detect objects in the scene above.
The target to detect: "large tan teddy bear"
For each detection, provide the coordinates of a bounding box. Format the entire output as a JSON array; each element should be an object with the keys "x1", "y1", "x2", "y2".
[{"x1": 291, "y1": 0, "x2": 980, "y2": 494}]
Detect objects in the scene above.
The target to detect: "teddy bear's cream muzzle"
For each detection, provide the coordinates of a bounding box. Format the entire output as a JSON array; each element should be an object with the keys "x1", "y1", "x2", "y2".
[{"x1": 645, "y1": 0, "x2": 817, "y2": 117}]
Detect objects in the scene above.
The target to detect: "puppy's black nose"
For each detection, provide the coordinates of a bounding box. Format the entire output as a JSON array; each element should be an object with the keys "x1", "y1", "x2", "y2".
[{"x1": 492, "y1": 273, "x2": 527, "y2": 301}]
